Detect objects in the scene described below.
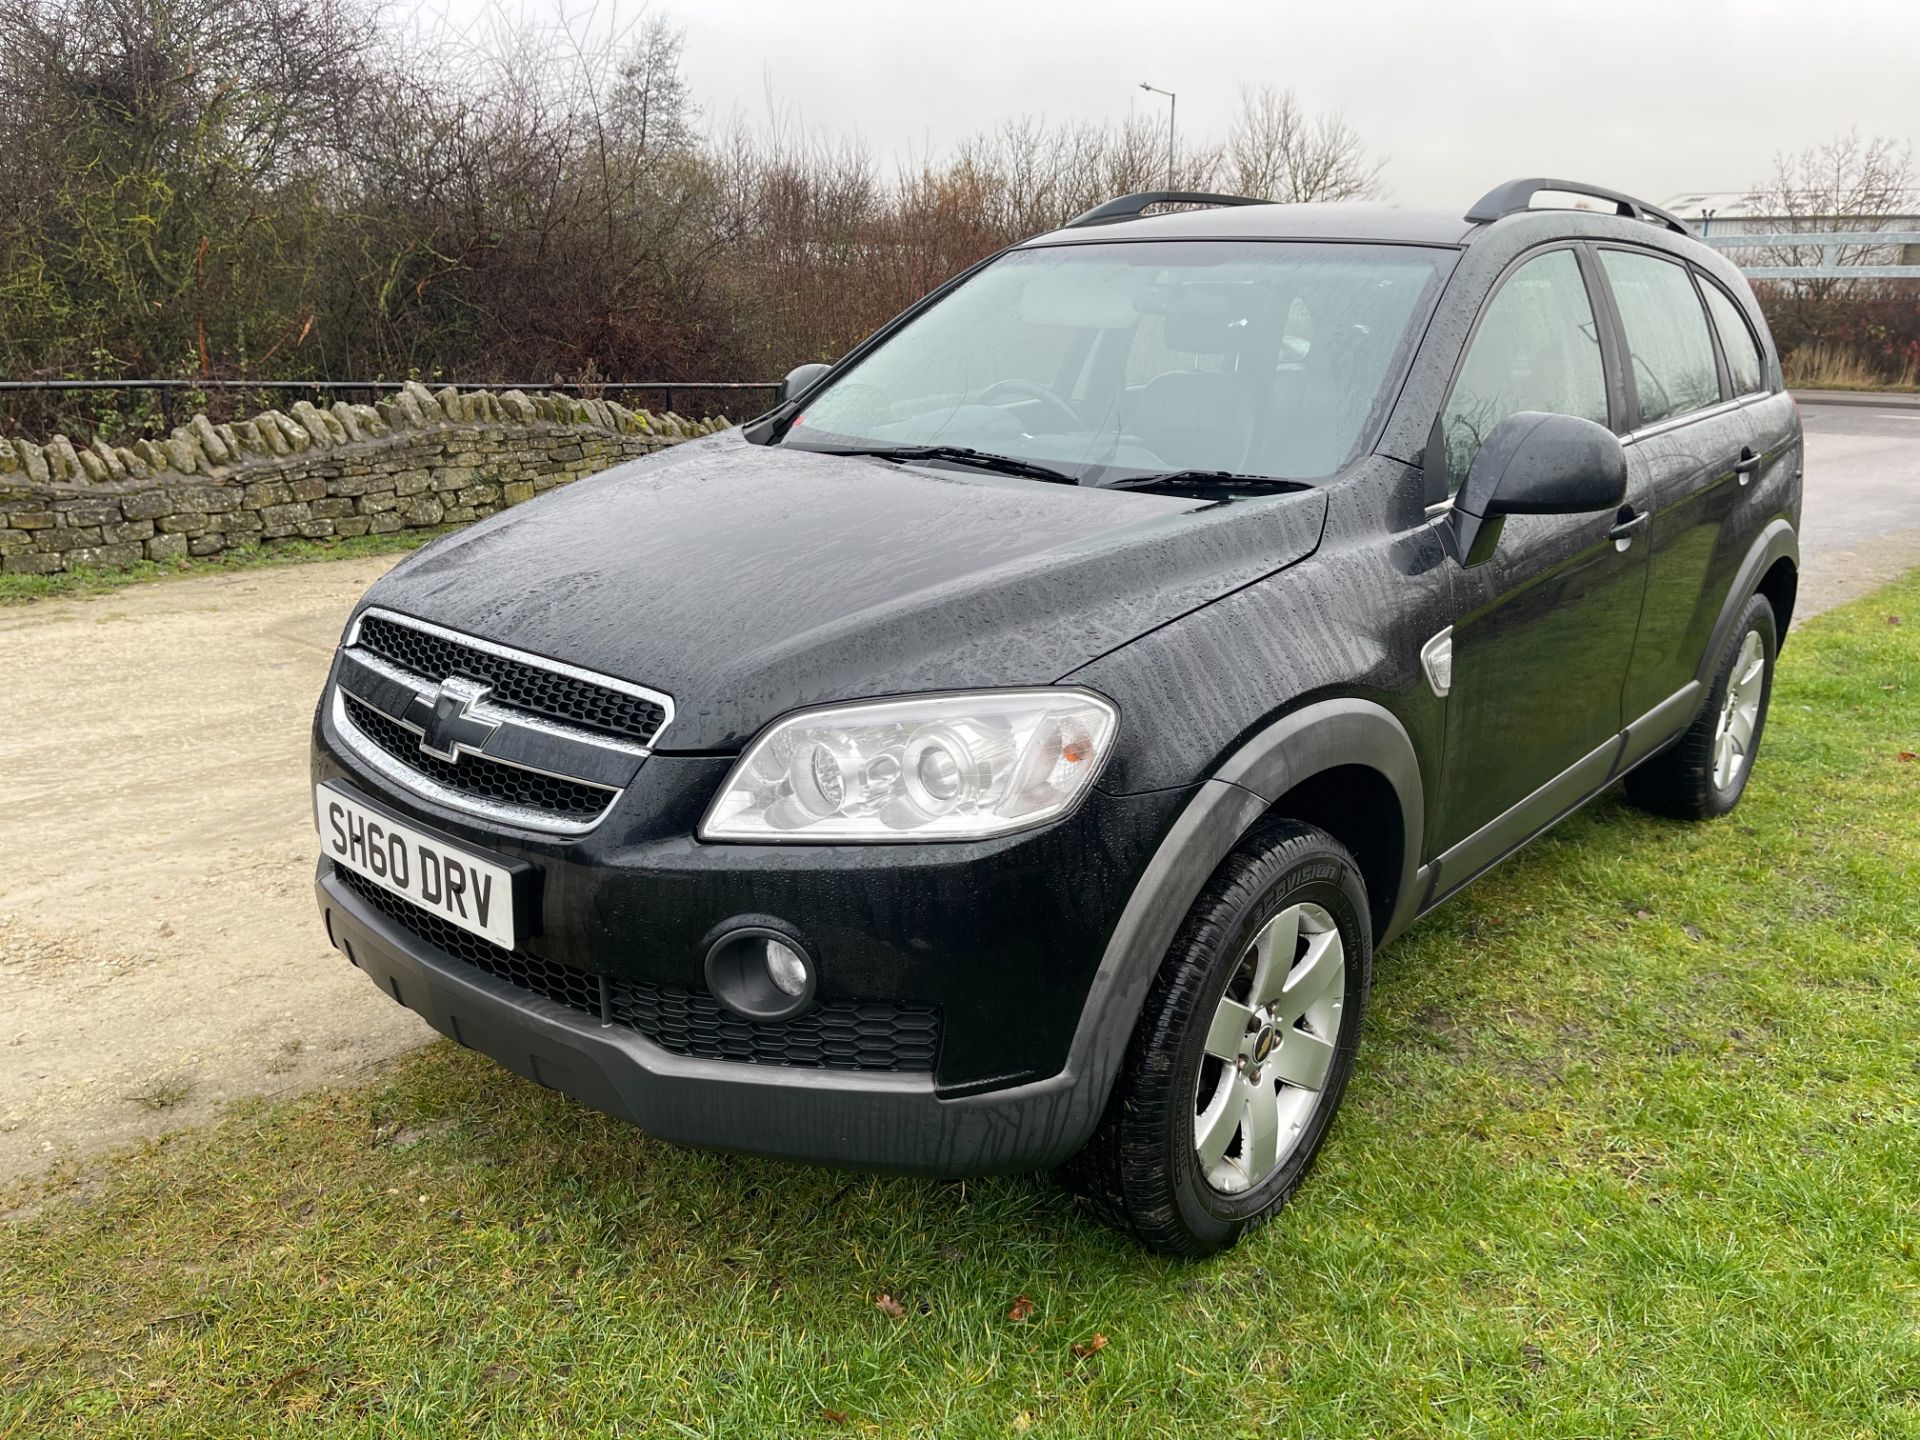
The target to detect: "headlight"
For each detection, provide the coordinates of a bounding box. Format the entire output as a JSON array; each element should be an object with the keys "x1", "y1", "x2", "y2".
[{"x1": 699, "y1": 689, "x2": 1118, "y2": 842}]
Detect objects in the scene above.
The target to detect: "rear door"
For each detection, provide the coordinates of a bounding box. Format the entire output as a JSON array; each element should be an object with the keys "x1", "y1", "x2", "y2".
[
  {"x1": 1591, "y1": 246, "x2": 1757, "y2": 725},
  {"x1": 1698, "y1": 269, "x2": 1801, "y2": 538},
  {"x1": 1430, "y1": 245, "x2": 1648, "y2": 860}
]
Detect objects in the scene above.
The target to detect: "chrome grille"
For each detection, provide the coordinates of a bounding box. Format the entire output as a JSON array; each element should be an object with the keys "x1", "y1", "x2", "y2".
[
  {"x1": 342, "y1": 695, "x2": 614, "y2": 819},
  {"x1": 356, "y1": 613, "x2": 668, "y2": 745},
  {"x1": 330, "y1": 608, "x2": 672, "y2": 834},
  {"x1": 334, "y1": 867, "x2": 941, "y2": 1074}
]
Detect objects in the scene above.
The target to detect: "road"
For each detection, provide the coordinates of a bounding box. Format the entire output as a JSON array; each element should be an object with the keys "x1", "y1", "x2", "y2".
[
  {"x1": 1796, "y1": 398, "x2": 1920, "y2": 616},
  {"x1": 1, "y1": 400, "x2": 1914, "y2": 1185}
]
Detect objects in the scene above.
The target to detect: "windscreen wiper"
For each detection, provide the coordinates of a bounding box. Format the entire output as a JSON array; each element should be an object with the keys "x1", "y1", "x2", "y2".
[
  {"x1": 1101, "y1": 470, "x2": 1302, "y2": 491},
  {"x1": 826, "y1": 444, "x2": 1079, "y2": 486}
]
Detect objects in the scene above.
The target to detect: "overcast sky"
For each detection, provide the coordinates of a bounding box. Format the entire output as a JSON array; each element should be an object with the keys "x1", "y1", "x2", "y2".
[{"x1": 427, "y1": 0, "x2": 1918, "y2": 214}]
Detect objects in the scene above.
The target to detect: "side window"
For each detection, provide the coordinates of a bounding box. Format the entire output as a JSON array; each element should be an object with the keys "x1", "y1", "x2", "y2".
[
  {"x1": 1699, "y1": 279, "x2": 1767, "y2": 396},
  {"x1": 1599, "y1": 250, "x2": 1722, "y2": 425},
  {"x1": 1441, "y1": 249, "x2": 1609, "y2": 494}
]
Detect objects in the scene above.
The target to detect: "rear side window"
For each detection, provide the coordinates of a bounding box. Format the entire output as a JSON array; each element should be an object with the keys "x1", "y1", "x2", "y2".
[
  {"x1": 1440, "y1": 248, "x2": 1609, "y2": 494},
  {"x1": 1699, "y1": 280, "x2": 1767, "y2": 396},
  {"x1": 1599, "y1": 250, "x2": 1722, "y2": 426}
]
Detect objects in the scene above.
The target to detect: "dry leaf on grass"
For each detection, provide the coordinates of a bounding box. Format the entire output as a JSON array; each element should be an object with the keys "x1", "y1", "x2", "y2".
[
  {"x1": 874, "y1": 1292, "x2": 907, "y2": 1320},
  {"x1": 1008, "y1": 1294, "x2": 1035, "y2": 1322},
  {"x1": 1071, "y1": 1332, "x2": 1108, "y2": 1359},
  {"x1": 262, "y1": 1363, "x2": 317, "y2": 1398},
  {"x1": 822, "y1": 1408, "x2": 851, "y2": 1425}
]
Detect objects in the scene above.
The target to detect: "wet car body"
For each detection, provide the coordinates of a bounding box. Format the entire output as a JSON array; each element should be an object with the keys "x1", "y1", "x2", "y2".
[{"x1": 313, "y1": 181, "x2": 1802, "y2": 1182}]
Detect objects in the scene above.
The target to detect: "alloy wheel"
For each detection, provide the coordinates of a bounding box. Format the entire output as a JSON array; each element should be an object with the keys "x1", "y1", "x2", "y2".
[
  {"x1": 1193, "y1": 901, "x2": 1347, "y2": 1194},
  {"x1": 1712, "y1": 630, "x2": 1766, "y2": 792}
]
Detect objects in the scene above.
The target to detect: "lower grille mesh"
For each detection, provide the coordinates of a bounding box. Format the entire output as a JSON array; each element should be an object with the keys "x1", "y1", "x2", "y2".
[
  {"x1": 333, "y1": 866, "x2": 940, "y2": 1074},
  {"x1": 608, "y1": 983, "x2": 942, "y2": 1072},
  {"x1": 337, "y1": 865, "x2": 602, "y2": 1013}
]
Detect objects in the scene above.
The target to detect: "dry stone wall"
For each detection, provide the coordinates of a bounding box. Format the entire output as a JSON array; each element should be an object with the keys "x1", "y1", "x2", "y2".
[{"x1": 0, "y1": 382, "x2": 730, "y2": 575}]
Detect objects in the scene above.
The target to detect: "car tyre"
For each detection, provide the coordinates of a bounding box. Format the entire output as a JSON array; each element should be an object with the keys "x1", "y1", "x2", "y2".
[
  {"x1": 1059, "y1": 820, "x2": 1371, "y2": 1257},
  {"x1": 1625, "y1": 592, "x2": 1777, "y2": 821}
]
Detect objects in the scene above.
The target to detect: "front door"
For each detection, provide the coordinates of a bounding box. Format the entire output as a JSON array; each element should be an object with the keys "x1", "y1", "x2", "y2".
[{"x1": 1430, "y1": 246, "x2": 1649, "y2": 861}]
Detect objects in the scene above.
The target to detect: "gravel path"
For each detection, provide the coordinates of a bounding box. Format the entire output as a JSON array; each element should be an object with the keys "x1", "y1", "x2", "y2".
[{"x1": 0, "y1": 557, "x2": 426, "y2": 1185}]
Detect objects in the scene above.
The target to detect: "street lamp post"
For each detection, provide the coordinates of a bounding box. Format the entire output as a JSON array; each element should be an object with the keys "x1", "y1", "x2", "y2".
[{"x1": 1139, "y1": 82, "x2": 1176, "y2": 189}]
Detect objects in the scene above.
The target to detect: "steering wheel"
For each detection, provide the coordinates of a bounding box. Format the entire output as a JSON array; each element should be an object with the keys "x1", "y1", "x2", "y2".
[{"x1": 977, "y1": 379, "x2": 1082, "y2": 431}]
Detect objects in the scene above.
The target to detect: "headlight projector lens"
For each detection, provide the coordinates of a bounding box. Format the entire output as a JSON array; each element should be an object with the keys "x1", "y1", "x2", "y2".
[{"x1": 705, "y1": 925, "x2": 817, "y2": 1020}]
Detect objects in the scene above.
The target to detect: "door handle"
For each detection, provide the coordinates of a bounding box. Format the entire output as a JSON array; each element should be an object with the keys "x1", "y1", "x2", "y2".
[
  {"x1": 1733, "y1": 447, "x2": 1762, "y2": 483},
  {"x1": 1608, "y1": 509, "x2": 1649, "y2": 550}
]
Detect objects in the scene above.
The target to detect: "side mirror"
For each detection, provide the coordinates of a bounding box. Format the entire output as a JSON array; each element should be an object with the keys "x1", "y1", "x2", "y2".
[
  {"x1": 781, "y1": 362, "x2": 833, "y2": 405},
  {"x1": 1451, "y1": 411, "x2": 1626, "y2": 566}
]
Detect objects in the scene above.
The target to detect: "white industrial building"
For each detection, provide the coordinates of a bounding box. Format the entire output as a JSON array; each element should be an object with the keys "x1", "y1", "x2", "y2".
[{"x1": 1663, "y1": 191, "x2": 1920, "y2": 269}]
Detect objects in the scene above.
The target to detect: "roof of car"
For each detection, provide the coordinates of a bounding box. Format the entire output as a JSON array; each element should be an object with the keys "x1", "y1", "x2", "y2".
[
  {"x1": 1020, "y1": 201, "x2": 1479, "y2": 249},
  {"x1": 1021, "y1": 182, "x2": 1704, "y2": 252}
]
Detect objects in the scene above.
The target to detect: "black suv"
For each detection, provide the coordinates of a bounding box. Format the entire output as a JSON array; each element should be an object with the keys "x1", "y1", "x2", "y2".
[{"x1": 313, "y1": 179, "x2": 1802, "y2": 1255}]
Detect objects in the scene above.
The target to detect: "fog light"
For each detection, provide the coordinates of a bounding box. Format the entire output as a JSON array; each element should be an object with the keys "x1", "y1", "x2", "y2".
[
  {"x1": 766, "y1": 938, "x2": 809, "y2": 996},
  {"x1": 704, "y1": 924, "x2": 817, "y2": 1020}
]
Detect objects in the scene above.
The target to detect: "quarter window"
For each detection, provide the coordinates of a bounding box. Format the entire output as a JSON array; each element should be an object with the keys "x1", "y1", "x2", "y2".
[
  {"x1": 1599, "y1": 250, "x2": 1723, "y2": 425},
  {"x1": 1440, "y1": 249, "x2": 1609, "y2": 494},
  {"x1": 1699, "y1": 280, "x2": 1767, "y2": 396}
]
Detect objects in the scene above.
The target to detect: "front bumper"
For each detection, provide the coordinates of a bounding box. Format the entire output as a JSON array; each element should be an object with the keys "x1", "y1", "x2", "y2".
[
  {"x1": 313, "y1": 684, "x2": 1192, "y2": 1172},
  {"x1": 320, "y1": 862, "x2": 1102, "y2": 1174},
  {"x1": 318, "y1": 668, "x2": 1194, "y2": 1090}
]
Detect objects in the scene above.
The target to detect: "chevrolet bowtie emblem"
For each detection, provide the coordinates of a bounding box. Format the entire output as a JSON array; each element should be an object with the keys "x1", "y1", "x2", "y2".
[
  {"x1": 1251, "y1": 1023, "x2": 1278, "y2": 1065},
  {"x1": 403, "y1": 676, "x2": 499, "y2": 762}
]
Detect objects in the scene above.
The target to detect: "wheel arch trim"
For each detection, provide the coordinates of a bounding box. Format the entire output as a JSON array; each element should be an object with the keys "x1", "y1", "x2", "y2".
[
  {"x1": 1055, "y1": 698, "x2": 1423, "y2": 1150},
  {"x1": 1703, "y1": 519, "x2": 1797, "y2": 681},
  {"x1": 1210, "y1": 697, "x2": 1425, "y2": 941}
]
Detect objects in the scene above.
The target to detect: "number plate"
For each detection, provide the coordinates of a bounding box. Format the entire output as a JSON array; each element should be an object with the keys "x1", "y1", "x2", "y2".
[{"x1": 316, "y1": 783, "x2": 518, "y2": 948}]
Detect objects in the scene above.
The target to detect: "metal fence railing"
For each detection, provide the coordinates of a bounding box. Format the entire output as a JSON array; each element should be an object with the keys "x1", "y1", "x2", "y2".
[
  {"x1": 1700, "y1": 231, "x2": 1920, "y2": 280},
  {"x1": 0, "y1": 377, "x2": 781, "y2": 441}
]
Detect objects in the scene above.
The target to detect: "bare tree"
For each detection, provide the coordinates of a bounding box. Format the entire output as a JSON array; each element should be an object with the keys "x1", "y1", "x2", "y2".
[
  {"x1": 0, "y1": 0, "x2": 381, "y2": 413},
  {"x1": 945, "y1": 114, "x2": 1221, "y2": 238},
  {"x1": 0, "y1": 5, "x2": 1413, "y2": 434},
  {"x1": 1757, "y1": 129, "x2": 1916, "y2": 339},
  {"x1": 1224, "y1": 87, "x2": 1385, "y2": 204},
  {"x1": 611, "y1": 17, "x2": 697, "y2": 158}
]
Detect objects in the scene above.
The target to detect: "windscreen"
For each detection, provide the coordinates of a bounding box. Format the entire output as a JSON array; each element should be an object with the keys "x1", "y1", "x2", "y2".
[{"x1": 784, "y1": 240, "x2": 1449, "y2": 483}]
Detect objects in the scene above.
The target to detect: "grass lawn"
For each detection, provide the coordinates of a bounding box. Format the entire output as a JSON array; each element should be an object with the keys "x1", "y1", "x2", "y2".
[
  {"x1": 4, "y1": 575, "x2": 1917, "y2": 1439},
  {"x1": 0, "y1": 526, "x2": 456, "y2": 606}
]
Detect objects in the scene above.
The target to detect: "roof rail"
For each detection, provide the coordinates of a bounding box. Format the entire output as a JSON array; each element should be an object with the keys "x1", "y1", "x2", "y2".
[
  {"x1": 1065, "y1": 191, "x2": 1270, "y2": 229},
  {"x1": 1465, "y1": 178, "x2": 1692, "y2": 236}
]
